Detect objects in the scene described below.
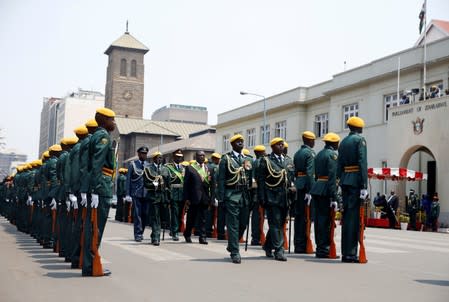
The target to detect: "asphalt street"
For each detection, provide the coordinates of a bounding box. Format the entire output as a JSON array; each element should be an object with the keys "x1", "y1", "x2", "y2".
[{"x1": 1, "y1": 210, "x2": 448, "y2": 302}]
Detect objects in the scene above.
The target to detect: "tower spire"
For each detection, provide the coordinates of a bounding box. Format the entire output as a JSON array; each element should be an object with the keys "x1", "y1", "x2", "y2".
[{"x1": 125, "y1": 20, "x2": 129, "y2": 34}]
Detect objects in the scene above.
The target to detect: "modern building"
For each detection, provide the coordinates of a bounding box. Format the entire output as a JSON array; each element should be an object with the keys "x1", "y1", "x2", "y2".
[
  {"x1": 38, "y1": 89, "x2": 104, "y2": 156},
  {"x1": 216, "y1": 20, "x2": 449, "y2": 225},
  {"x1": 151, "y1": 104, "x2": 208, "y2": 124},
  {"x1": 0, "y1": 149, "x2": 27, "y2": 179}
]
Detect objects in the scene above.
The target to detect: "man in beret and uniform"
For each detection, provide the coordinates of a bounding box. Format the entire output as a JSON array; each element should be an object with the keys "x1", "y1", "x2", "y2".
[
  {"x1": 115, "y1": 168, "x2": 127, "y2": 222},
  {"x1": 205, "y1": 152, "x2": 221, "y2": 238},
  {"x1": 82, "y1": 108, "x2": 116, "y2": 276},
  {"x1": 126, "y1": 146, "x2": 149, "y2": 242},
  {"x1": 257, "y1": 138, "x2": 295, "y2": 262},
  {"x1": 310, "y1": 132, "x2": 340, "y2": 258},
  {"x1": 46, "y1": 144, "x2": 62, "y2": 249},
  {"x1": 217, "y1": 134, "x2": 253, "y2": 264},
  {"x1": 293, "y1": 131, "x2": 316, "y2": 254},
  {"x1": 250, "y1": 145, "x2": 266, "y2": 246},
  {"x1": 337, "y1": 116, "x2": 368, "y2": 263}
]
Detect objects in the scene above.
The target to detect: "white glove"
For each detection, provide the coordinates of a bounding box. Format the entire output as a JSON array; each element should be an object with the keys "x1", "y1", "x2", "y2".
[
  {"x1": 330, "y1": 201, "x2": 338, "y2": 210},
  {"x1": 69, "y1": 194, "x2": 77, "y2": 203},
  {"x1": 27, "y1": 196, "x2": 32, "y2": 203},
  {"x1": 72, "y1": 198, "x2": 78, "y2": 210},
  {"x1": 213, "y1": 198, "x2": 218, "y2": 207},
  {"x1": 30, "y1": 200, "x2": 34, "y2": 206},
  {"x1": 66, "y1": 200, "x2": 71, "y2": 212},
  {"x1": 5, "y1": 198, "x2": 9, "y2": 203},
  {"x1": 360, "y1": 189, "x2": 368, "y2": 199},
  {"x1": 50, "y1": 198, "x2": 57, "y2": 210},
  {"x1": 91, "y1": 194, "x2": 99, "y2": 208},
  {"x1": 304, "y1": 193, "x2": 312, "y2": 206},
  {"x1": 80, "y1": 193, "x2": 87, "y2": 207},
  {"x1": 125, "y1": 195, "x2": 132, "y2": 202}
]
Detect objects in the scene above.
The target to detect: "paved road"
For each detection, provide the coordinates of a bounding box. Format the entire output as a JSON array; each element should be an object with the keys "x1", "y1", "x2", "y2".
[{"x1": 1, "y1": 211, "x2": 448, "y2": 302}]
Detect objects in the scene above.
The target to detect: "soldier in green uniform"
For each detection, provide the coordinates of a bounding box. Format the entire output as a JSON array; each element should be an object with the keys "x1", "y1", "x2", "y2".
[
  {"x1": 144, "y1": 151, "x2": 166, "y2": 246},
  {"x1": 250, "y1": 145, "x2": 266, "y2": 246},
  {"x1": 115, "y1": 168, "x2": 127, "y2": 222},
  {"x1": 217, "y1": 134, "x2": 253, "y2": 264},
  {"x1": 45, "y1": 144, "x2": 62, "y2": 249},
  {"x1": 293, "y1": 131, "x2": 316, "y2": 253},
  {"x1": 310, "y1": 132, "x2": 340, "y2": 258},
  {"x1": 205, "y1": 152, "x2": 220, "y2": 238},
  {"x1": 81, "y1": 108, "x2": 116, "y2": 277},
  {"x1": 257, "y1": 137, "x2": 295, "y2": 262},
  {"x1": 162, "y1": 149, "x2": 185, "y2": 241},
  {"x1": 337, "y1": 116, "x2": 368, "y2": 263}
]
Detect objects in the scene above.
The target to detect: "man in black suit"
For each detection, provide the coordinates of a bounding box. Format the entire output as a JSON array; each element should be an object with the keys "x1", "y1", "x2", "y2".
[
  {"x1": 183, "y1": 150, "x2": 212, "y2": 244},
  {"x1": 387, "y1": 191, "x2": 399, "y2": 228}
]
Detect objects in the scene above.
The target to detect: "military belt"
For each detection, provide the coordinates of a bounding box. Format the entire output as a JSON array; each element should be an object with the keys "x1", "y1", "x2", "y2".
[
  {"x1": 170, "y1": 184, "x2": 183, "y2": 189},
  {"x1": 296, "y1": 171, "x2": 306, "y2": 177},
  {"x1": 317, "y1": 176, "x2": 329, "y2": 181},
  {"x1": 102, "y1": 167, "x2": 114, "y2": 177},
  {"x1": 344, "y1": 165, "x2": 359, "y2": 172}
]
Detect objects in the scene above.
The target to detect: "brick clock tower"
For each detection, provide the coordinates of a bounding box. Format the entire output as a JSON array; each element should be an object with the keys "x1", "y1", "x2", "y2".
[{"x1": 104, "y1": 30, "x2": 149, "y2": 118}]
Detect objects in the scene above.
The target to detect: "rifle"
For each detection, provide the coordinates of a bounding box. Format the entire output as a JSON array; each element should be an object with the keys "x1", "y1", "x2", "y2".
[
  {"x1": 329, "y1": 208, "x2": 337, "y2": 259},
  {"x1": 288, "y1": 188, "x2": 296, "y2": 254},
  {"x1": 78, "y1": 206, "x2": 87, "y2": 268},
  {"x1": 358, "y1": 202, "x2": 368, "y2": 264},
  {"x1": 127, "y1": 201, "x2": 132, "y2": 223},
  {"x1": 244, "y1": 189, "x2": 252, "y2": 252},
  {"x1": 211, "y1": 205, "x2": 218, "y2": 238},
  {"x1": 91, "y1": 208, "x2": 104, "y2": 276},
  {"x1": 258, "y1": 207, "x2": 266, "y2": 245},
  {"x1": 305, "y1": 204, "x2": 314, "y2": 254}
]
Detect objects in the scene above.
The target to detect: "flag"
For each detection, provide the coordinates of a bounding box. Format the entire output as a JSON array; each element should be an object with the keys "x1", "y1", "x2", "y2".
[{"x1": 419, "y1": 1, "x2": 426, "y2": 34}]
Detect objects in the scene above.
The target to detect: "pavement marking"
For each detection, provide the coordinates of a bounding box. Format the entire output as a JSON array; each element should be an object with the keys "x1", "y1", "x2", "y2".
[
  {"x1": 367, "y1": 233, "x2": 449, "y2": 247},
  {"x1": 366, "y1": 238, "x2": 449, "y2": 253}
]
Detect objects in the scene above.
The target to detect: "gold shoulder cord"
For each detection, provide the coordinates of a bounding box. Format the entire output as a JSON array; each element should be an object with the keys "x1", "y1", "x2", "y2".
[
  {"x1": 264, "y1": 157, "x2": 287, "y2": 188},
  {"x1": 144, "y1": 168, "x2": 164, "y2": 185},
  {"x1": 225, "y1": 154, "x2": 247, "y2": 186}
]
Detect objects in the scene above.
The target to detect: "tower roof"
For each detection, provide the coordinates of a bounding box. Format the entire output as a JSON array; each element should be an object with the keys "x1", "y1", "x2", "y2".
[{"x1": 105, "y1": 32, "x2": 149, "y2": 55}]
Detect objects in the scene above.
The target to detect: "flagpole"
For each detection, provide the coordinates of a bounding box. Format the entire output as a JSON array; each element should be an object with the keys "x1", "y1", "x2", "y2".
[
  {"x1": 423, "y1": 0, "x2": 427, "y2": 100},
  {"x1": 397, "y1": 56, "x2": 401, "y2": 102}
]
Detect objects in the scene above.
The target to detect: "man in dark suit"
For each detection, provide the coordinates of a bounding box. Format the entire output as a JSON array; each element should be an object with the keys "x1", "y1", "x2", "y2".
[
  {"x1": 125, "y1": 146, "x2": 149, "y2": 242},
  {"x1": 183, "y1": 150, "x2": 212, "y2": 244},
  {"x1": 387, "y1": 191, "x2": 399, "y2": 228}
]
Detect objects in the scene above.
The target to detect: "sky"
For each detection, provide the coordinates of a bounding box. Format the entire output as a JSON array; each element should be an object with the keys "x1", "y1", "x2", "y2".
[{"x1": 1, "y1": 0, "x2": 449, "y2": 161}]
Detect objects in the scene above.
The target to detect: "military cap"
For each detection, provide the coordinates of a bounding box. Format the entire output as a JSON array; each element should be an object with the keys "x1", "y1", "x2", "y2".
[
  {"x1": 31, "y1": 160, "x2": 40, "y2": 167},
  {"x1": 137, "y1": 146, "x2": 149, "y2": 153},
  {"x1": 65, "y1": 137, "x2": 79, "y2": 145},
  {"x1": 35, "y1": 159, "x2": 43, "y2": 166},
  {"x1": 323, "y1": 132, "x2": 340, "y2": 143},
  {"x1": 347, "y1": 116, "x2": 365, "y2": 128},
  {"x1": 181, "y1": 161, "x2": 190, "y2": 166},
  {"x1": 230, "y1": 134, "x2": 244, "y2": 143},
  {"x1": 302, "y1": 131, "x2": 316, "y2": 140},
  {"x1": 96, "y1": 107, "x2": 116, "y2": 118},
  {"x1": 42, "y1": 151, "x2": 50, "y2": 158},
  {"x1": 49, "y1": 144, "x2": 62, "y2": 152},
  {"x1": 211, "y1": 152, "x2": 221, "y2": 159},
  {"x1": 254, "y1": 145, "x2": 266, "y2": 152},
  {"x1": 173, "y1": 149, "x2": 183, "y2": 157},
  {"x1": 26, "y1": 163, "x2": 33, "y2": 170},
  {"x1": 270, "y1": 137, "x2": 284, "y2": 146},
  {"x1": 283, "y1": 142, "x2": 289, "y2": 148},
  {"x1": 74, "y1": 125, "x2": 88, "y2": 135},
  {"x1": 151, "y1": 151, "x2": 162, "y2": 158},
  {"x1": 85, "y1": 119, "x2": 98, "y2": 127},
  {"x1": 118, "y1": 168, "x2": 128, "y2": 174},
  {"x1": 242, "y1": 148, "x2": 250, "y2": 156},
  {"x1": 16, "y1": 166, "x2": 23, "y2": 172}
]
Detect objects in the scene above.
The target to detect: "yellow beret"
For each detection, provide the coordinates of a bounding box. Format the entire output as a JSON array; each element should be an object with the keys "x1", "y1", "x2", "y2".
[
  {"x1": 49, "y1": 144, "x2": 62, "y2": 152},
  {"x1": 42, "y1": 151, "x2": 50, "y2": 158},
  {"x1": 211, "y1": 152, "x2": 221, "y2": 159},
  {"x1": 35, "y1": 159, "x2": 43, "y2": 166},
  {"x1": 151, "y1": 151, "x2": 162, "y2": 158},
  {"x1": 242, "y1": 148, "x2": 250, "y2": 156},
  {"x1": 323, "y1": 132, "x2": 341, "y2": 143},
  {"x1": 64, "y1": 137, "x2": 79, "y2": 145},
  {"x1": 74, "y1": 126, "x2": 88, "y2": 135},
  {"x1": 31, "y1": 160, "x2": 40, "y2": 167},
  {"x1": 181, "y1": 161, "x2": 190, "y2": 166},
  {"x1": 85, "y1": 119, "x2": 98, "y2": 127},
  {"x1": 347, "y1": 116, "x2": 365, "y2": 128},
  {"x1": 96, "y1": 107, "x2": 116, "y2": 118},
  {"x1": 119, "y1": 168, "x2": 128, "y2": 173},
  {"x1": 16, "y1": 166, "x2": 23, "y2": 172},
  {"x1": 254, "y1": 145, "x2": 266, "y2": 152},
  {"x1": 270, "y1": 137, "x2": 284, "y2": 146},
  {"x1": 230, "y1": 134, "x2": 244, "y2": 143},
  {"x1": 302, "y1": 131, "x2": 316, "y2": 140},
  {"x1": 283, "y1": 142, "x2": 288, "y2": 148},
  {"x1": 26, "y1": 163, "x2": 33, "y2": 170}
]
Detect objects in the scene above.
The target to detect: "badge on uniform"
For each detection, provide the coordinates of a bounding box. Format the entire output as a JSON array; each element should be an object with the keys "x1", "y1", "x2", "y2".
[{"x1": 101, "y1": 138, "x2": 109, "y2": 145}]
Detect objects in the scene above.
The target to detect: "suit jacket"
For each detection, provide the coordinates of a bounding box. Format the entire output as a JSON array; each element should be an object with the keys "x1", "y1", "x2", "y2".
[{"x1": 183, "y1": 162, "x2": 212, "y2": 206}]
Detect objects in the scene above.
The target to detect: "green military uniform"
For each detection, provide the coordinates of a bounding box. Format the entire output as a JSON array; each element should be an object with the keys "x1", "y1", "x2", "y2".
[
  {"x1": 56, "y1": 149, "x2": 69, "y2": 257},
  {"x1": 310, "y1": 145, "x2": 338, "y2": 257},
  {"x1": 217, "y1": 151, "x2": 252, "y2": 262},
  {"x1": 82, "y1": 126, "x2": 115, "y2": 276},
  {"x1": 337, "y1": 130, "x2": 367, "y2": 261},
  {"x1": 257, "y1": 151, "x2": 295, "y2": 260},
  {"x1": 45, "y1": 153, "x2": 59, "y2": 248},
  {"x1": 162, "y1": 162, "x2": 185, "y2": 240},
  {"x1": 115, "y1": 170, "x2": 127, "y2": 222},
  {"x1": 250, "y1": 155, "x2": 263, "y2": 245},
  {"x1": 205, "y1": 160, "x2": 218, "y2": 237},
  {"x1": 293, "y1": 144, "x2": 315, "y2": 253}
]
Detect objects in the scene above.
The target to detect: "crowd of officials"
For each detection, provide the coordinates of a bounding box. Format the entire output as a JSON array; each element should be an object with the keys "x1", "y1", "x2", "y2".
[{"x1": 0, "y1": 109, "x2": 370, "y2": 275}]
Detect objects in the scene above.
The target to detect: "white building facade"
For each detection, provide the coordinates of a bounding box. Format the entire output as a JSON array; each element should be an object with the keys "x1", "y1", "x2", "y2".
[{"x1": 216, "y1": 27, "x2": 449, "y2": 225}]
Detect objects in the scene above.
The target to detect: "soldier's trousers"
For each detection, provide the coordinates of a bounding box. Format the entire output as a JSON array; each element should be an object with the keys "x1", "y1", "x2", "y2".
[
  {"x1": 341, "y1": 185, "x2": 361, "y2": 258},
  {"x1": 264, "y1": 204, "x2": 287, "y2": 254},
  {"x1": 82, "y1": 197, "x2": 110, "y2": 276},
  {"x1": 250, "y1": 202, "x2": 262, "y2": 244},
  {"x1": 184, "y1": 203, "x2": 208, "y2": 239},
  {"x1": 149, "y1": 201, "x2": 162, "y2": 241},
  {"x1": 115, "y1": 196, "x2": 124, "y2": 221},
  {"x1": 132, "y1": 197, "x2": 149, "y2": 240},
  {"x1": 225, "y1": 193, "x2": 249, "y2": 257},
  {"x1": 216, "y1": 202, "x2": 226, "y2": 239},
  {"x1": 170, "y1": 199, "x2": 184, "y2": 235},
  {"x1": 312, "y1": 195, "x2": 331, "y2": 257},
  {"x1": 294, "y1": 189, "x2": 307, "y2": 252}
]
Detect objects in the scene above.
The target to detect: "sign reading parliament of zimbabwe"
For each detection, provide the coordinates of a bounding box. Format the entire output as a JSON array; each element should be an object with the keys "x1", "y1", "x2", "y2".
[{"x1": 391, "y1": 100, "x2": 447, "y2": 118}]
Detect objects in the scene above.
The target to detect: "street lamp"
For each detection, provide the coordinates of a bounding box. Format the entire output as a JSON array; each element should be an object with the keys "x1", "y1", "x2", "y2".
[{"x1": 240, "y1": 91, "x2": 267, "y2": 144}]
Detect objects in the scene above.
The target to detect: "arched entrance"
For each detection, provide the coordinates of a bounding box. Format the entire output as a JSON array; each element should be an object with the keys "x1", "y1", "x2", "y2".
[{"x1": 398, "y1": 145, "x2": 436, "y2": 200}]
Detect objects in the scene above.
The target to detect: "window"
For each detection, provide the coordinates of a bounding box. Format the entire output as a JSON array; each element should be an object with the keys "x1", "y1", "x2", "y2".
[
  {"x1": 120, "y1": 59, "x2": 127, "y2": 76},
  {"x1": 260, "y1": 125, "x2": 270, "y2": 145},
  {"x1": 314, "y1": 113, "x2": 328, "y2": 137},
  {"x1": 384, "y1": 93, "x2": 400, "y2": 121},
  {"x1": 246, "y1": 128, "x2": 256, "y2": 148},
  {"x1": 275, "y1": 120, "x2": 287, "y2": 139},
  {"x1": 343, "y1": 103, "x2": 359, "y2": 129},
  {"x1": 131, "y1": 60, "x2": 137, "y2": 77},
  {"x1": 222, "y1": 134, "x2": 230, "y2": 153}
]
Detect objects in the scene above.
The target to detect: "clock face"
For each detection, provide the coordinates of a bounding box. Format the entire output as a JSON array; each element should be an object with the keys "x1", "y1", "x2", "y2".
[{"x1": 123, "y1": 90, "x2": 133, "y2": 101}]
